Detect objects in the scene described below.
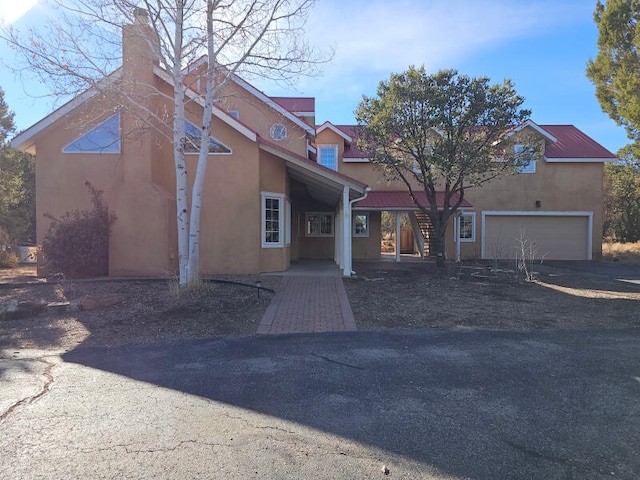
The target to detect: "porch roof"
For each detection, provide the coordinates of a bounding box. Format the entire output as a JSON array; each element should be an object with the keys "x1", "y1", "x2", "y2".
[
  {"x1": 353, "y1": 190, "x2": 473, "y2": 210},
  {"x1": 258, "y1": 137, "x2": 368, "y2": 206}
]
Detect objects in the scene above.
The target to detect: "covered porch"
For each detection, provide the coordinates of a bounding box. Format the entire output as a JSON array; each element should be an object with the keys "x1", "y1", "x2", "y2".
[
  {"x1": 259, "y1": 141, "x2": 369, "y2": 276},
  {"x1": 352, "y1": 190, "x2": 473, "y2": 263}
]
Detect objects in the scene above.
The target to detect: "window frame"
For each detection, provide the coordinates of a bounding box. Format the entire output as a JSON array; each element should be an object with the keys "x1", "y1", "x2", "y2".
[
  {"x1": 261, "y1": 192, "x2": 285, "y2": 248},
  {"x1": 458, "y1": 212, "x2": 476, "y2": 242},
  {"x1": 305, "y1": 212, "x2": 334, "y2": 237},
  {"x1": 317, "y1": 144, "x2": 338, "y2": 171},
  {"x1": 353, "y1": 213, "x2": 369, "y2": 237},
  {"x1": 515, "y1": 144, "x2": 536, "y2": 174}
]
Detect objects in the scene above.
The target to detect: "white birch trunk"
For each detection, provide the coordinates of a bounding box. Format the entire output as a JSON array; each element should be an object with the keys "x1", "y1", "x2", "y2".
[
  {"x1": 186, "y1": 0, "x2": 217, "y2": 284},
  {"x1": 172, "y1": 0, "x2": 190, "y2": 286}
]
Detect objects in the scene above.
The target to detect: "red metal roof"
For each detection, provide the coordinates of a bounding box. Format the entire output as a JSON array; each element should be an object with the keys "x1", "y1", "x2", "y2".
[
  {"x1": 354, "y1": 190, "x2": 472, "y2": 210},
  {"x1": 271, "y1": 97, "x2": 315, "y2": 113},
  {"x1": 330, "y1": 123, "x2": 616, "y2": 161},
  {"x1": 335, "y1": 125, "x2": 370, "y2": 159},
  {"x1": 539, "y1": 125, "x2": 616, "y2": 159}
]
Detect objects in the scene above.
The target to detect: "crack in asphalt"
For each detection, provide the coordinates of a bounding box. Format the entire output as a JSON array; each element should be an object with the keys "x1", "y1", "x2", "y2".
[
  {"x1": 310, "y1": 352, "x2": 365, "y2": 370},
  {"x1": 0, "y1": 357, "x2": 55, "y2": 423}
]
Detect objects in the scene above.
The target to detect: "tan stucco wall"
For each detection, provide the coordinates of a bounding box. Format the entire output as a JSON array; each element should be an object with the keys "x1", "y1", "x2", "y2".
[{"x1": 352, "y1": 211, "x2": 381, "y2": 260}]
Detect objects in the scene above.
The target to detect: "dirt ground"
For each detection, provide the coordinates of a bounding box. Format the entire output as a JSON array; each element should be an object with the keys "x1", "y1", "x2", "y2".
[
  {"x1": 0, "y1": 267, "x2": 279, "y2": 351},
  {"x1": 1, "y1": 260, "x2": 639, "y2": 352}
]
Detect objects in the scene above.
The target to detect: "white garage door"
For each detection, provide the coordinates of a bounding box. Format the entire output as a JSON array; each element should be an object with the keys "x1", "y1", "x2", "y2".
[{"x1": 483, "y1": 213, "x2": 591, "y2": 261}]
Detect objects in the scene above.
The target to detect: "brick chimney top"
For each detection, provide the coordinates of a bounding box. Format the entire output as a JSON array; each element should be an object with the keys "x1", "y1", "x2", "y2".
[{"x1": 133, "y1": 8, "x2": 149, "y2": 25}]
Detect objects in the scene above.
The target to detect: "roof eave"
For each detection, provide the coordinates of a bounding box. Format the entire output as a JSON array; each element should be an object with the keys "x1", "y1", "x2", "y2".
[
  {"x1": 544, "y1": 156, "x2": 616, "y2": 163},
  {"x1": 316, "y1": 121, "x2": 353, "y2": 143},
  {"x1": 10, "y1": 70, "x2": 123, "y2": 151},
  {"x1": 508, "y1": 119, "x2": 558, "y2": 143}
]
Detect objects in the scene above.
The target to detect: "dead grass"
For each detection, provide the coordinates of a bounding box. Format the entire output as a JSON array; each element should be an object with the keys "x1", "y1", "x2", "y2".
[
  {"x1": 603, "y1": 241, "x2": 640, "y2": 264},
  {"x1": 0, "y1": 273, "x2": 279, "y2": 351}
]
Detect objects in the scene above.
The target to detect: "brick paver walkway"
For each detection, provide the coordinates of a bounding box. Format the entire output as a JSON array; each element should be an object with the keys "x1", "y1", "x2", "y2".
[{"x1": 257, "y1": 276, "x2": 357, "y2": 334}]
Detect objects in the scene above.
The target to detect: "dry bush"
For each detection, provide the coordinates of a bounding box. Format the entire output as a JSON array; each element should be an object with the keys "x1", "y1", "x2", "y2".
[
  {"x1": 602, "y1": 241, "x2": 640, "y2": 264},
  {"x1": 0, "y1": 250, "x2": 19, "y2": 269}
]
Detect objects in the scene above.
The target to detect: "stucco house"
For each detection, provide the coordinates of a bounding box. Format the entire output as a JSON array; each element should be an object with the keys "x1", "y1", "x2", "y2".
[{"x1": 11, "y1": 16, "x2": 616, "y2": 277}]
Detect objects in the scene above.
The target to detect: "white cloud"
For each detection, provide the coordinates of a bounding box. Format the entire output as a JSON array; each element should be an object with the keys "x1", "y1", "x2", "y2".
[
  {"x1": 306, "y1": 0, "x2": 590, "y2": 77},
  {"x1": 0, "y1": 0, "x2": 37, "y2": 24}
]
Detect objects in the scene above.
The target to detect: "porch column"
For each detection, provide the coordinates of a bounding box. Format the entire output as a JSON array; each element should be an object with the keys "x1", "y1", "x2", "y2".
[
  {"x1": 455, "y1": 212, "x2": 461, "y2": 263},
  {"x1": 395, "y1": 211, "x2": 402, "y2": 263},
  {"x1": 342, "y1": 186, "x2": 352, "y2": 276},
  {"x1": 335, "y1": 200, "x2": 343, "y2": 268}
]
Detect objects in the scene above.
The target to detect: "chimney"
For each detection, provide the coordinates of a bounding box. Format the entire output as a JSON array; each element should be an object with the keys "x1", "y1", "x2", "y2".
[
  {"x1": 133, "y1": 7, "x2": 149, "y2": 25},
  {"x1": 122, "y1": 8, "x2": 159, "y2": 76}
]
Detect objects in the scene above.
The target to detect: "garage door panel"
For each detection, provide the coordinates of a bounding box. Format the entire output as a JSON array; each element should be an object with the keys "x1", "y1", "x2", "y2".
[{"x1": 484, "y1": 215, "x2": 588, "y2": 261}]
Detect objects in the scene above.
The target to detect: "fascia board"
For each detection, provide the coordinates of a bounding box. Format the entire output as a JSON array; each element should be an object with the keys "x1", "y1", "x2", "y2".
[
  {"x1": 507, "y1": 119, "x2": 558, "y2": 143},
  {"x1": 316, "y1": 121, "x2": 353, "y2": 143}
]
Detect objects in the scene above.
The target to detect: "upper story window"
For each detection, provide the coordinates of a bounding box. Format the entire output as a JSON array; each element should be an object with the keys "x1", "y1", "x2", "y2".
[
  {"x1": 515, "y1": 144, "x2": 536, "y2": 174},
  {"x1": 184, "y1": 120, "x2": 231, "y2": 154},
  {"x1": 62, "y1": 113, "x2": 121, "y2": 154},
  {"x1": 318, "y1": 144, "x2": 338, "y2": 171}
]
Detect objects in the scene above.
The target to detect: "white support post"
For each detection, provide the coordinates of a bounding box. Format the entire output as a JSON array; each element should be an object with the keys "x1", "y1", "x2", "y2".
[
  {"x1": 342, "y1": 186, "x2": 352, "y2": 276},
  {"x1": 335, "y1": 201, "x2": 343, "y2": 267},
  {"x1": 395, "y1": 211, "x2": 402, "y2": 263},
  {"x1": 455, "y1": 213, "x2": 461, "y2": 263}
]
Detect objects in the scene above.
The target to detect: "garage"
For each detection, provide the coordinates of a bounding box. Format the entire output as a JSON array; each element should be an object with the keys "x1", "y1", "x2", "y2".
[{"x1": 482, "y1": 212, "x2": 593, "y2": 261}]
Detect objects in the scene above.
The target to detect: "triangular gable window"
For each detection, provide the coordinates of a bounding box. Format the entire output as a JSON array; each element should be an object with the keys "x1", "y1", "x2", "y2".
[
  {"x1": 184, "y1": 120, "x2": 231, "y2": 154},
  {"x1": 63, "y1": 113, "x2": 121, "y2": 153}
]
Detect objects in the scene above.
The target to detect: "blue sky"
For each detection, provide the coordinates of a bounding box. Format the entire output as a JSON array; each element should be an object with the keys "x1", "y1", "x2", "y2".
[{"x1": 0, "y1": 0, "x2": 630, "y2": 155}]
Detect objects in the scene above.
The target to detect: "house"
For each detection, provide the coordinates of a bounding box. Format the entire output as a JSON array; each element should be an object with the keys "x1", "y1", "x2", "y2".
[{"x1": 11, "y1": 16, "x2": 616, "y2": 278}]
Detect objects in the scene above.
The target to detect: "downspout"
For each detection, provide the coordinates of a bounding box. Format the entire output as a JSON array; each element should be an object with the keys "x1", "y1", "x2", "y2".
[{"x1": 346, "y1": 187, "x2": 372, "y2": 276}]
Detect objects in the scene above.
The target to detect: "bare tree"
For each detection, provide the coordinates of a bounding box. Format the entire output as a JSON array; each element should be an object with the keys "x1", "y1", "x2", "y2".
[{"x1": 3, "y1": 0, "x2": 328, "y2": 285}]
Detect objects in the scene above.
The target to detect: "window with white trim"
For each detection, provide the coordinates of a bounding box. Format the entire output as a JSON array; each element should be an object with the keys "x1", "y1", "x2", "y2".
[
  {"x1": 353, "y1": 213, "x2": 369, "y2": 237},
  {"x1": 515, "y1": 144, "x2": 536, "y2": 173},
  {"x1": 261, "y1": 192, "x2": 285, "y2": 247},
  {"x1": 305, "y1": 212, "x2": 334, "y2": 237},
  {"x1": 458, "y1": 212, "x2": 476, "y2": 242},
  {"x1": 318, "y1": 145, "x2": 338, "y2": 171}
]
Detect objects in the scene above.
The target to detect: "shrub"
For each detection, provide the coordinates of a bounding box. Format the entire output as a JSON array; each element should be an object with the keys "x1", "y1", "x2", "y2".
[
  {"x1": 41, "y1": 182, "x2": 116, "y2": 278},
  {"x1": 0, "y1": 250, "x2": 19, "y2": 269}
]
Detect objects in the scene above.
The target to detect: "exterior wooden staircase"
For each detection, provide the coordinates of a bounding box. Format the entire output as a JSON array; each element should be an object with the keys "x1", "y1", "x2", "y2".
[{"x1": 411, "y1": 212, "x2": 437, "y2": 257}]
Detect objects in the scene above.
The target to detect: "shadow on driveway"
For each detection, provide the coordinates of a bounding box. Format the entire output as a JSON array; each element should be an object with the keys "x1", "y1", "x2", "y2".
[{"x1": 63, "y1": 329, "x2": 640, "y2": 479}]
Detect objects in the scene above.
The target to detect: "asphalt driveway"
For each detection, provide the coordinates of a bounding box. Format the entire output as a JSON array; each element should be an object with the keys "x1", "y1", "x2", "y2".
[{"x1": 2, "y1": 329, "x2": 639, "y2": 479}]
